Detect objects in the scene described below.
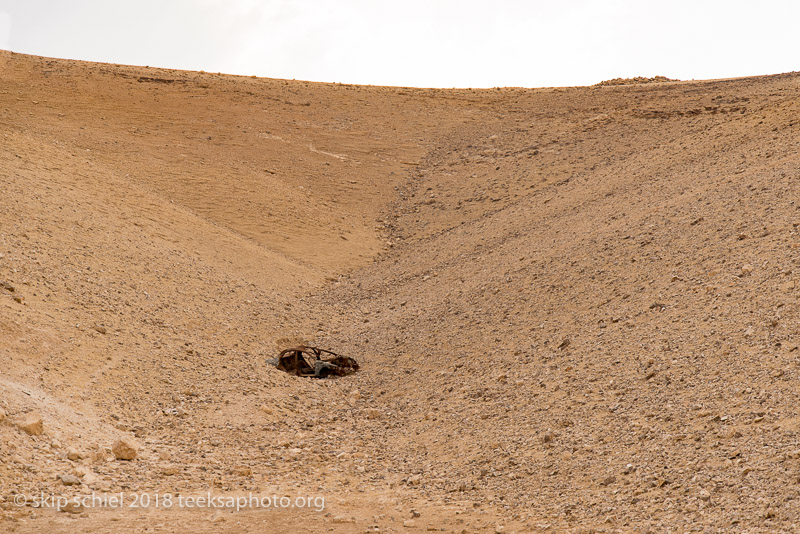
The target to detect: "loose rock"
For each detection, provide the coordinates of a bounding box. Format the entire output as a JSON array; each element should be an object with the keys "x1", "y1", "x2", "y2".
[
  {"x1": 58, "y1": 474, "x2": 81, "y2": 486},
  {"x1": 111, "y1": 438, "x2": 138, "y2": 460},
  {"x1": 60, "y1": 502, "x2": 84, "y2": 514},
  {"x1": 15, "y1": 413, "x2": 43, "y2": 436},
  {"x1": 231, "y1": 465, "x2": 252, "y2": 476}
]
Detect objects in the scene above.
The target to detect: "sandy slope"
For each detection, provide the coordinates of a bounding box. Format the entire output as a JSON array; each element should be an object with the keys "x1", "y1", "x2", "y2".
[{"x1": 2, "y1": 50, "x2": 800, "y2": 532}]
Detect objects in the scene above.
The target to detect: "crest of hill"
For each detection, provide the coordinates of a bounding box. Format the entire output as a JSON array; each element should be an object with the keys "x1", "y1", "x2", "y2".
[{"x1": 596, "y1": 75, "x2": 678, "y2": 86}]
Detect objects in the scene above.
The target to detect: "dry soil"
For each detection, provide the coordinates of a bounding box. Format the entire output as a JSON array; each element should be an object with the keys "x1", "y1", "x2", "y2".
[{"x1": 3, "y1": 51, "x2": 800, "y2": 532}]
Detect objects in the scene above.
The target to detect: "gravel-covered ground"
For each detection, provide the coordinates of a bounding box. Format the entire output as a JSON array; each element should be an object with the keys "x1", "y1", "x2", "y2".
[{"x1": 3, "y1": 50, "x2": 800, "y2": 532}]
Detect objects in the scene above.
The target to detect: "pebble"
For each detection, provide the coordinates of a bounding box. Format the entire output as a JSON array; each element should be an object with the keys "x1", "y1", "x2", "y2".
[
  {"x1": 60, "y1": 502, "x2": 84, "y2": 514},
  {"x1": 231, "y1": 465, "x2": 252, "y2": 476},
  {"x1": 111, "y1": 438, "x2": 138, "y2": 460},
  {"x1": 624, "y1": 463, "x2": 635, "y2": 474},
  {"x1": 15, "y1": 413, "x2": 44, "y2": 436},
  {"x1": 58, "y1": 474, "x2": 81, "y2": 486}
]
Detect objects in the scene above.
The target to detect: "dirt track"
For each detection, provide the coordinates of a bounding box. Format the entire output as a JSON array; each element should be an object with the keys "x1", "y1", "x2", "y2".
[{"x1": 3, "y1": 50, "x2": 800, "y2": 532}]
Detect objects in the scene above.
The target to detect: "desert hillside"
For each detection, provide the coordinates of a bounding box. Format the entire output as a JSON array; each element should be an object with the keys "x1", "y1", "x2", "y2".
[{"x1": 2, "y1": 50, "x2": 800, "y2": 532}]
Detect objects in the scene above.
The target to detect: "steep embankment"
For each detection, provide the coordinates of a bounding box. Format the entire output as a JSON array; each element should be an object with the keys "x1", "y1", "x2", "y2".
[{"x1": 3, "y1": 50, "x2": 800, "y2": 532}]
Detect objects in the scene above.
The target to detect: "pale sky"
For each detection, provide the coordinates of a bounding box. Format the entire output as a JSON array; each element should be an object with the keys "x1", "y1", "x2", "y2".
[{"x1": 0, "y1": 0, "x2": 798, "y2": 88}]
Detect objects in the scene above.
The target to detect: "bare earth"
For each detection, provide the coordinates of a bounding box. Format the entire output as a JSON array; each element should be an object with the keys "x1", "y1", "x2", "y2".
[{"x1": 2, "y1": 50, "x2": 800, "y2": 532}]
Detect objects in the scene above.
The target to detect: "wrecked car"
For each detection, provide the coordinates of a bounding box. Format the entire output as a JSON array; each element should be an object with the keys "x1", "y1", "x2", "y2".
[{"x1": 267, "y1": 346, "x2": 359, "y2": 378}]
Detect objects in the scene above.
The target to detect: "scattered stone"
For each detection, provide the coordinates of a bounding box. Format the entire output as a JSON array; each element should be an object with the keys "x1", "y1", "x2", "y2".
[
  {"x1": 595, "y1": 76, "x2": 677, "y2": 86},
  {"x1": 92, "y1": 446, "x2": 111, "y2": 463},
  {"x1": 92, "y1": 325, "x2": 107, "y2": 334},
  {"x1": 58, "y1": 474, "x2": 81, "y2": 486},
  {"x1": 15, "y1": 413, "x2": 43, "y2": 436},
  {"x1": 740, "y1": 264, "x2": 754, "y2": 276},
  {"x1": 779, "y1": 280, "x2": 795, "y2": 292},
  {"x1": 623, "y1": 463, "x2": 635, "y2": 474},
  {"x1": 60, "y1": 502, "x2": 84, "y2": 514},
  {"x1": 66, "y1": 447, "x2": 81, "y2": 461},
  {"x1": 161, "y1": 466, "x2": 180, "y2": 476},
  {"x1": 366, "y1": 408, "x2": 381, "y2": 419},
  {"x1": 403, "y1": 519, "x2": 416, "y2": 528},
  {"x1": 0, "y1": 407, "x2": 5, "y2": 423},
  {"x1": 231, "y1": 465, "x2": 252, "y2": 476},
  {"x1": 74, "y1": 466, "x2": 90, "y2": 477},
  {"x1": 111, "y1": 438, "x2": 138, "y2": 460}
]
